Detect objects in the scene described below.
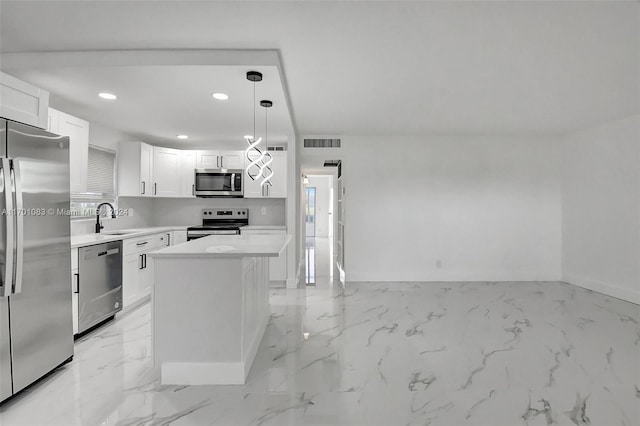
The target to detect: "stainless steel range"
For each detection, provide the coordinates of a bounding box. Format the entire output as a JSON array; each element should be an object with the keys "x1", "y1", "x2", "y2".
[{"x1": 186, "y1": 208, "x2": 249, "y2": 241}]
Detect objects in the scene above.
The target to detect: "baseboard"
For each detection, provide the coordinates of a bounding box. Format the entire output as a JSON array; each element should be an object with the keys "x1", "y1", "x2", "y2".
[
  {"x1": 347, "y1": 271, "x2": 561, "y2": 283},
  {"x1": 562, "y1": 273, "x2": 640, "y2": 305}
]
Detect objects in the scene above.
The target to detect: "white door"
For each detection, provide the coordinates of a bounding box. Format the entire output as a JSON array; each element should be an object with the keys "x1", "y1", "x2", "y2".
[
  {"x1": 153, "y1": 147, "x2": 181, "y2": 197},
  {"x1": 180, "y1": 151, "x2": 196, "y2": 197},
  {"x1": 140, "y1": 143, "x2": 153, "y2": 196}
]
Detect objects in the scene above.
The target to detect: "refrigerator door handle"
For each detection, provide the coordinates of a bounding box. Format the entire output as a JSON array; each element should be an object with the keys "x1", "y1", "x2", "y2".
[
  {"x1": 0, "y1": 158, "x2": 14, "y2": 297},
  {"x1": 12, "y1": 159, "x2": 24, "y2": 294}
]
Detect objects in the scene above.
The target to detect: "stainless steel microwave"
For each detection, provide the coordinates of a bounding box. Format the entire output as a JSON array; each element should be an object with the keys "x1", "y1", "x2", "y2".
[{"x1": 194, "y1": 168, "x2": 244, "y2": 197}]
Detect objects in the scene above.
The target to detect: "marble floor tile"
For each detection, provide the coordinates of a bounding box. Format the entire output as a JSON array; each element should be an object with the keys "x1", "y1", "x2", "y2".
[{"x1": 1, "y1": 239, "x2": 638, "y2": 425}]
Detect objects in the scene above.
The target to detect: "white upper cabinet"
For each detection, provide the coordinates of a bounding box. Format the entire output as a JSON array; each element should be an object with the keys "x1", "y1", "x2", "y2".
[
  {"x1": 180, "y1": 150, "x2": 196, "y2": 197},
  {"x1": 218, "y1": 150, "x2": 244, "y2": 169},
  {"x1": 1, "y1": 72, "x2": 49, "y2": 129},
  {"x1": 152, "y1": 147, "x2": 181, "y2": 197},
  {"x1": 268, "y1": 151, "x2": 287, "y2": 198},
  {"x1": 48, "y1": 108, "x2": 89, "y2": 194},
  {"x1": 195, "y1": 151, "x2": 219, "y2": 168},
  {"x1": 118, "y1": 141, "x2": 154, "y2": 197},
  {"x1": 195, "y1": 150, "x2": 244, "y2": 170},
  {"x1": 244, "y1": 151, "x2": 287, "y2": 198}
]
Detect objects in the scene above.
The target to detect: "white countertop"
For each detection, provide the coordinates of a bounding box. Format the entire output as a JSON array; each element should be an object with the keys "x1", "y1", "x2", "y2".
[
  {"x1": 71, "y1": 226, "x2": 187, "y2": 248},
  {"x1": 149, "y1": 234, "x2": 292, "y2": 258},
  {"x1": 242, "y1": 225, "x2": 286, "y2": 231}
]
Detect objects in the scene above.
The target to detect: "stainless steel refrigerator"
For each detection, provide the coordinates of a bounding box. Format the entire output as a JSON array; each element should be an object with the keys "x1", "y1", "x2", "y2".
[{"x1": 0, "y1": 118, "x2": 73, "y2": 403}]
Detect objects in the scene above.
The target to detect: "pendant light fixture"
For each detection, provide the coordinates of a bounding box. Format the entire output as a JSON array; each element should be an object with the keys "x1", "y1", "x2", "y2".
[
  {"x1": 258, "y1": 99, "x2": 273, "y2": 188},
  {"x1": 245, "y1": 71, "x2": 263, "y2": 181}
]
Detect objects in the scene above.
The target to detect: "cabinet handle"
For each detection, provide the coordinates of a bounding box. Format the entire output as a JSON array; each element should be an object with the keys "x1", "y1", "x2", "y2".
[
  {"x1": 192, "y1": 184, "x2": 195, "y2": 196},
  {"x1": 73, "y1": 273, "x2": 79, "y2": 294},
  {"x1": 136, "y1": 241, "x2": 149, "y2": 246},
  {"x1": 167, "y1": 234, "x2": 171, "y2": 246},
  {"x1": 220, "y1": 156, "x2": 224, "y2": 168},
  {"x1": 139, "y1": 254, "x2": 144, "y2": 270},
  {"x1": 143, "y1": 253, "x2": 147, "y2": 269},
  {"x1": 154, "y1": 183, "x2": 157, "y2": 195},
  {"x1": 141, "y1": 181, "x2": 146, "y2": 195}
]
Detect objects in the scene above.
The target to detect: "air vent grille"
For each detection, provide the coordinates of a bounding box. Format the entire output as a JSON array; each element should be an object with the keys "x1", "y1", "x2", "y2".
[
  {"x1": 304, "y1": 138, "x2": 341, "y2": 148},
  {"x1": 267, "y1": 146, "x2": 286, "y2": 151}
]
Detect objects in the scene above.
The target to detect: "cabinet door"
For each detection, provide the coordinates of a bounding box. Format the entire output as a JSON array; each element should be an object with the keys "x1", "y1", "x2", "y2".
[
  {"x1": 47, "y1": 108, "x2": 59, "y2": 134},
  {"x1": 153, "y1": 147, "x2": 181, "y2": 197},
  {"x1": 180, "y1": 151, "x2": 196, "y2": 197},
  {"x1": 0, "y1": 72, "x2": 49, "y2": 129},
  {"x1": 58, "y1": 111, "x2": 89, "y2": 193},
  {"x1": 219, "y1": 151, "x2": 244, "y2": 169},
  {"x1": 140, "y1": 253, "x2": 154, "y2": 298},
  {"x1": 267, "y1": 152, "x2": 287, "y2": 198},
  {"x1": 196, "y1": 151, "x2": 220, "y2": 168},
  {"x1": 122, "y1": 253, "x2": 142, "y2": 309},
  {"x1": 71, "y1": 270, "x2": 79, "y2": 335},
  {"x1": 140, "y1": 143, "x2": 153, "y2": 196}
]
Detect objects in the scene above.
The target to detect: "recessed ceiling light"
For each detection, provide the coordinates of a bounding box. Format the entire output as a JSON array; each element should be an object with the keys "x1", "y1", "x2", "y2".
[
  {"x1": 98, "y1": 92, "x2": 117, "y2": 100},
  {"x1": 212, "y1": 93, "x2": 229, "y2": 100},
  {"x1": 177, "y1": 134, "x2": 189, "y2": 140}
]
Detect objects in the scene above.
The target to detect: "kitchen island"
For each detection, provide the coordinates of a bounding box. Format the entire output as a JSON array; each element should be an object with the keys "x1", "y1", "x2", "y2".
[{"x1": 148, "y1": 233, "x2": 291, "y2": 385}]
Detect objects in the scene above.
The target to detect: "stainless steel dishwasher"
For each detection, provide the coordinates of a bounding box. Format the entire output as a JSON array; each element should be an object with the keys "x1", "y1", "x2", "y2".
[{"x1": 77, "y1": 240, "x2": 123, "y2": 333}]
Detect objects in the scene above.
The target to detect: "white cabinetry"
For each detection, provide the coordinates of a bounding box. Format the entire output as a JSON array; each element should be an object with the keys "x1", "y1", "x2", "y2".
[
  {"x1": 121, "y1": 233, "x2": 168, "y2": 310},
  {"x1": 240, "y1": 229, "x2": 287, "y2": 281},
  {"x1": 71, "y1": 248, "x2": 79, "y2": 335},
  {"x1": 0, "y1": 72, "x2": 49, "y2": 129},
  {"x1": 118, "y1": 141, "x2": 154, "y2": 196},
  {"x1": 180, "y1": 151, "x2": 196, "y2": 197},
  {"x1": 196, "y1": 150, "x2": 244, "y2": 169},
  {"x1": 153, "y1": 147, "x2": 181, "y2": 197},
  {"x1": 48, "y1": 108, "x2": 89, "y2": 193},
  {"x1": 243, "y1": 151, "x2": 287, "y2": 198}
]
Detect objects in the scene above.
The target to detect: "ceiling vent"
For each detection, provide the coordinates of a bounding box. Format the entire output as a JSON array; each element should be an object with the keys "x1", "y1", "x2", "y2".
[
  {"x1": 303, "y1": 138, "x2": 341, "y2": 148},
  {"x1": 267, "y1": 146, "x2": 286, "y2": 151}
]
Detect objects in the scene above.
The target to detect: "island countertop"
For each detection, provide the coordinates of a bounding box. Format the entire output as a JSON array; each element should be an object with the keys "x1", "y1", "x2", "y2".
[{"x1": 148, "y1": 233, "x2": 291, "y2": 258}]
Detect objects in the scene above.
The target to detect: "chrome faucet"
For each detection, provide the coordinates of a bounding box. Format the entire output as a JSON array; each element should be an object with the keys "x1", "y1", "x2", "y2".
[{"x1": 95, "y1": 202, "x2": 116, "y2": 233}]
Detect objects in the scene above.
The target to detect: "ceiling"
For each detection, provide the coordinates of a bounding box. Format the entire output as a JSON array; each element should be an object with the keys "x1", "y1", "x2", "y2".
[
  {"x1": 1, "y1": 1, "x2": 638, "y2": 137},
  {"x1": 4, "y1": 65, "x2": 293, "y2": 147}
]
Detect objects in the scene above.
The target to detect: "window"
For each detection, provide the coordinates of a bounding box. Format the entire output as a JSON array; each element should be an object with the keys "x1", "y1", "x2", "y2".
[{"x1": 70, "y1": 145, "x2": 117, "y2": 219}]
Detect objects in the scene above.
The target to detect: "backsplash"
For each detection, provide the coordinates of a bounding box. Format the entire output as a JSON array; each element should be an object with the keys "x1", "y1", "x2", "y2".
[
  {"x1": 152, "y1": 197, "x2": 286, "y2": 227},
  {"x1": 70, "y1": 197, "x2": 286, "y2": 236},
  {"x1": 70, "y1": 198, "x2": 155, "y2": 235}
]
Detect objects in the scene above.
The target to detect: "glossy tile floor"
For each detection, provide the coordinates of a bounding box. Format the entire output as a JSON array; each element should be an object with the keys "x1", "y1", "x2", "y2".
[{"x1": 1, "y1": 238, "x2": 639, "y2": 425}]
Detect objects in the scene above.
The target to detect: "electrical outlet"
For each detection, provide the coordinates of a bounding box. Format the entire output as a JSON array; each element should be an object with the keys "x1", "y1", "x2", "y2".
[
  {"x1": 261, "y1": 207, "x2": 267, "y2": 215},
  {"x1": 127, "y1": 208, "x2": 134, "y2": 217}
]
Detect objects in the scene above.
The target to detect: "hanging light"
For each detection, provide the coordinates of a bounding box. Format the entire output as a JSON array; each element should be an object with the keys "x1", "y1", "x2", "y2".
[
  {"x1": 244, "y1": 71, "x2": 263, "y2": 181},
  {"x1": 259, "y1": 99, "x2": 274, "y2": 188}
]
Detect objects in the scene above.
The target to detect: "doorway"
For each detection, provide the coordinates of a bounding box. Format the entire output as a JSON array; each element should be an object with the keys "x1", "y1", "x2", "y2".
[{"x1": 304, "y1": 174, "x2": 337, "y2": 287}]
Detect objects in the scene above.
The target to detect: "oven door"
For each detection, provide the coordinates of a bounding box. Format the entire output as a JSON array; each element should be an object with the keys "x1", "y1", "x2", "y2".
[
  {"x1": 187, "y1": 229, "x2": 240, "y2": 241},
  {"x1": 194, "y1": 169, "x2": 243, "y2": 197}
]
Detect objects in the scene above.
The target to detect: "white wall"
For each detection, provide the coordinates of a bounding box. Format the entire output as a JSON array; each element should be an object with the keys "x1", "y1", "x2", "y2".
[
  {"x1": 307, "y1": 176, "x2": 332, "y2": 237},
  {"x1": 339, "y1": 136, "x2": 562, "y2": 282},
  {"x1": 561, "y1": 115, "x2": 640, "y2": 303}
]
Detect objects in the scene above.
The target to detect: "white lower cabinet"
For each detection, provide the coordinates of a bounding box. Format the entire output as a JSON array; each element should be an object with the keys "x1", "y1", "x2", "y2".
[
  {"x1": 240, "y1": 229, "x2": 287, "y2": 281},
  {"x1": 121, "y1": 231, "x2": 185, "y2": 311},
  {"x1": 71, "y1": 248, "x2": 79, "y2": 335}
]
